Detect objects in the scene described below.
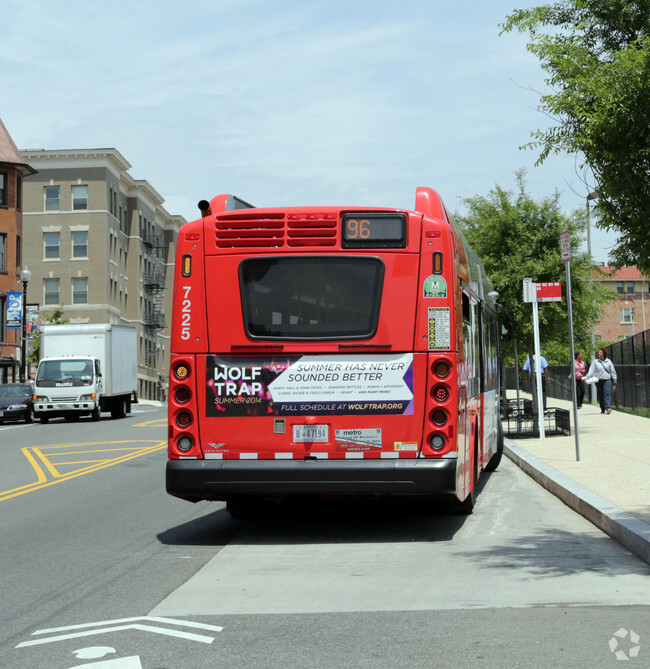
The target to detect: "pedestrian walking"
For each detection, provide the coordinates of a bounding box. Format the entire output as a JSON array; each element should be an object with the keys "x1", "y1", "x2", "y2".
[
  {"x1": 523, "y1": 353, "x2": 550, "y2": 410},
  {"x1": 571, "y1": 352, "x2": 587, "y2": 408},
  {"x1": 584, "y1": 347, "x2": 617, "y2": 414}
]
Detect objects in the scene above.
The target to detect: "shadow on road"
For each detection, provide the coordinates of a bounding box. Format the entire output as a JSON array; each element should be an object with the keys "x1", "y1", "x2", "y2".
[
  {"x1": 157, "y1": 470, "x2": 498, "y2": 547},
  {"x1": 455, "y1": 527, "x2": 650, "y2": 578}
]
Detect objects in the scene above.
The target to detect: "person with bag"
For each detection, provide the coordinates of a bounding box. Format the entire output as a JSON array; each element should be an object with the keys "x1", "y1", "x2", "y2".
[
  {"x1": 583, "y1": 347, "x2": 617, "y2": 414},
  {"x1": 570, "y1": 351, "x2": 587, "y2": 408}
]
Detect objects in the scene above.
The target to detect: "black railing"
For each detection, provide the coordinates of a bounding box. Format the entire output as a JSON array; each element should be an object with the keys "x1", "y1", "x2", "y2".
[{"x1": 143, "y1": 309, "x2": 165, "y2": 329}]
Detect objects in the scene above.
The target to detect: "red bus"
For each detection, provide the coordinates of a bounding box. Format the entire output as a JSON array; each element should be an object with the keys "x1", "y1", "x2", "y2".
[{"x1": 166, "y1": 187, "x2": 508, "y2": 516}]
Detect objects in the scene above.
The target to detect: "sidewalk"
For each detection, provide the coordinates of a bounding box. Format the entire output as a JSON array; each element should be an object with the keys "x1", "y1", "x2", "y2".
[{"x1": 503, "y1": 391, "x2": 650, "y2": 565}]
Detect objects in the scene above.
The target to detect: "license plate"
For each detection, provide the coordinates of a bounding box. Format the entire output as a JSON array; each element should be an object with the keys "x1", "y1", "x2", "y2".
[
  {"x1": 293, "y1": 424, "x2": 329, "y2": 443},
  {"x1": 0, "y1": 411, "x2": 3, "y2": 417}
]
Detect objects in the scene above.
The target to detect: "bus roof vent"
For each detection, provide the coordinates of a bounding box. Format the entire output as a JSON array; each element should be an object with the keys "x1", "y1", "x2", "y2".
[
  {"x1": 287, "y1": 214, "x2": 337, "y2": 247},
  {"x1": 214, "y1": 212, "x2": 338, "y2": 248},
  {"x1": 214, "y1": 212, "x2": 285, "y2": 248}
]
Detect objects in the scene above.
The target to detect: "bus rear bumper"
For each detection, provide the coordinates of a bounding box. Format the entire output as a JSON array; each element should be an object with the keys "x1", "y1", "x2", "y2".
[{"x1": 166, "y1": 458, "x2": 457, "y2": 502}]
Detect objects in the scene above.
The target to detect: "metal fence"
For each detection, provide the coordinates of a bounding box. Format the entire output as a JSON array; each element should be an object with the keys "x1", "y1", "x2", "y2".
[
  {"x1": 505, "y1": 329, "x2": 650, "y2": 410},
  {"x1": 607, "y1": 329, "x2": 650, "y2": 365}
]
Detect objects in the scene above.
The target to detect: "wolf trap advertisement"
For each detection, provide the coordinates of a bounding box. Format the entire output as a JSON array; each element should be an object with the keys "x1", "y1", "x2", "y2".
[{"x1": 206, "y1": 354, "x2": 414, "y2": 417}]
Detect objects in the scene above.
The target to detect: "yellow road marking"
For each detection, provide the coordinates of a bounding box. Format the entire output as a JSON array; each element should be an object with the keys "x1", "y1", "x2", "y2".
[
  {"x1": 0, "y1": 440, "x2": 166, "y2": 502},
  {"x1": 33, "y1": 448, "x2": 60, "y2": 478}
]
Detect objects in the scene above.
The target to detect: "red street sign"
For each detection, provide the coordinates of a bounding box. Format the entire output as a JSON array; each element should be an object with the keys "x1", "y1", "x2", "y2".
[{"x1": 536, "y1": 282, "x2": 562, "y2": 302}]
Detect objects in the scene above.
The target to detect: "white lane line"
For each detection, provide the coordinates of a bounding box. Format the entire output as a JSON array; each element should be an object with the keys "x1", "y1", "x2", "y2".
[{"x1": 16, "y1": 616, "x2": 223, "y2": 648}]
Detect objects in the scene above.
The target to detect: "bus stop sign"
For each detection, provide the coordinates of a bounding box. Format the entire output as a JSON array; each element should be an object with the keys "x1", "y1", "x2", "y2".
[{"x1": 536, "y1": 282, "x2": 563, "y2": 302}]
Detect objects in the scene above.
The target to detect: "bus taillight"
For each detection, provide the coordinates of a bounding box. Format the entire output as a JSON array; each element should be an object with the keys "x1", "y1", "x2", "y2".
[
  {"x1": 174, "y1": 361, "x2": 191, "y2": 380},
  {"x1": 430, "y1": 409, "x2": 448, "y2": 426},
  {"x1": 431, "y1": 384, "x2": 450, "y2": 402},
  {"x1": 174, "y1": 386, "x2": 192, "y2": 404},
  {"x1": 176, "y1": 434, "x2": 195, "y2": 452},
  {"x1": 175, "y1": 410, "x2": 193, "y2": 428},
  {"x1": 432, "y1": 360, "x2": 451, "y2": 378},
  {"x1": 428, "y1": 434, "x2": 446, "y2": 450}
]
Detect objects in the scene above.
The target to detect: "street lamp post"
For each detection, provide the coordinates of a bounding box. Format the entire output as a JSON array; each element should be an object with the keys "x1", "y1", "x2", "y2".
[{"x1": 19, "y1": 265, "x2": 32, "y2": 383}]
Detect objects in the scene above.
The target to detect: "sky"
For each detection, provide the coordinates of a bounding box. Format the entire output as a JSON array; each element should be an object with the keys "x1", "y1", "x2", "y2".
[{"x1": 1, "y1": 0, "x2": 617, "y2": 264}]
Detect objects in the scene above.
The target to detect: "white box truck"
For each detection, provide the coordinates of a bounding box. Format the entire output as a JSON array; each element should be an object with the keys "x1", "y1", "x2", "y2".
[{"x1": 33, "y1": 323, "x2": 138, "y2": 423}]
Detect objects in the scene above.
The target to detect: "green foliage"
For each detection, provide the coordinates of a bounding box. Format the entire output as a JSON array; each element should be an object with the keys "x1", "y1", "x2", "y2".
[
  {"x1": 455, "y1": 171, "x2": 613, "y2": 365},
  {"x1": 27, "y1": 307, "x2": 69, "y2": 364},
  {"x1": 501, "y1": 0, "x2": 650, "y2": 274}
]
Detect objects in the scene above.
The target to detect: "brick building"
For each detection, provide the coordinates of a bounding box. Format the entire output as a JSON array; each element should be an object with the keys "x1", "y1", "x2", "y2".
[
  {"x1": 0, "y1": 118, "x2": 37, "y2": 382},
  {"x1": 593, "y1": 266, "x2": 649, "y2": 343}
]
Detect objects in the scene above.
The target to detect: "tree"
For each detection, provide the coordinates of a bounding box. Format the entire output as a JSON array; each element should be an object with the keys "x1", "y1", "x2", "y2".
[
  {"x1": 27, "y1": 307, "x2": 68, "y2": 366},
  {"x1": 501, "y1": 1, "x2": 650, "y2": 273},
  {"x1": 455, "y1": 171, "x2": 612, "y2": 364}
]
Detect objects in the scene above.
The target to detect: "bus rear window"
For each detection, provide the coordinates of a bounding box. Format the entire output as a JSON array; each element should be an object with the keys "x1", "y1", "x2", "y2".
[{"x1": 240, "y1": 256, "x2": 384, "y2": 339}]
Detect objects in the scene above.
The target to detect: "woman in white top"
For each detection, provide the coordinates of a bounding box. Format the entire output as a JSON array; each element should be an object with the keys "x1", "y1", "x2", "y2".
[{"x1": 584, "y1": 347, "x2": 618, "y2": 414}]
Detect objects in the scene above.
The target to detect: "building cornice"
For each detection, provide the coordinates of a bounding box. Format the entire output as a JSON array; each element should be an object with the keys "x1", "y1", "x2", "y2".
[{"x1": 21, "y1": 148, "x2": 132, "y2": 176}]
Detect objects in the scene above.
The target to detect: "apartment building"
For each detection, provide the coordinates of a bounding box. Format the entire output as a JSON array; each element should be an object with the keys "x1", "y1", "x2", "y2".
[
  {"x1": 21, "y1": 148, "x2": 186, "y2": 401},
  {"x1": 0, "y1": 118, "x2": 37, "y2": 382},
  {"x1": 593, "y1": 266, "x2": 649, "y2": 343}
]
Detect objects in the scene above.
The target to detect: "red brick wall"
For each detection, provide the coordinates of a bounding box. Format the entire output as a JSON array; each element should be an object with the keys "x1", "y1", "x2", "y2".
[
  {"x1": 0, "y1": 165, "x2": 22, "y2": 362},
  {"x1": 594, "y1": 292, "x2": 649, "y2": 342}
]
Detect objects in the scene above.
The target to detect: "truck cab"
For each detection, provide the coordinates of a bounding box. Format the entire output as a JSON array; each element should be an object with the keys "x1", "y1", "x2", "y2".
[{"x1": 33, "y1": 356, "x2": 102, "y2": 423}]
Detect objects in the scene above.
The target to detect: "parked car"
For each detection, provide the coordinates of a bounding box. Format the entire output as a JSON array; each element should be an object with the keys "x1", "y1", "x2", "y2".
[{"x1": 0, "y1": 383, "x2": 34, "y2": 424}]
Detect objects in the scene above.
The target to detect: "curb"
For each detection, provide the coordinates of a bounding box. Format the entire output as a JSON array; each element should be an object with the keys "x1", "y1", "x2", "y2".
[{"x1": 504, "y1": 438, "x2": 650, "y2": 565}]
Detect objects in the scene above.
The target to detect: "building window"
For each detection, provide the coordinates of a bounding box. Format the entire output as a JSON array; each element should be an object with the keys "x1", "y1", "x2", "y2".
[
  {"x1": 72, "y1": 231, "x2": 88, "y2": 258},
  {"x1": 16, "y1": 175, "x2": 21, "y2": 210},
  {"x1": 72, "y1": 277, "x2": 88, "y2": 304},
  {"x1": 44, "y1": 232, "x2": 60, "y2": 259},
  {"x1": 72, "y1": 185, "x2": 88, "y2": 210},
  {"x1": 45, "y1": 186, "x2": 60, "y2": 211},
  {"x1": 44, "y1": 279, "x2": 60, "y2": 305},
  {"x1": 617, "y1": 282, "x2": 635, "y2": 295},
  {"x1": 0, "y1": 172, "x2": 7, "y2": 205},
  {"x1": 15, "y1": 236, "x2": 21, "y2": 272},
  {"x1": 0, "y1": 233, "x2": 6, "y2": 271},
  {"x1": 621, "y1": 307, "x2": 635, "y2": 323}
]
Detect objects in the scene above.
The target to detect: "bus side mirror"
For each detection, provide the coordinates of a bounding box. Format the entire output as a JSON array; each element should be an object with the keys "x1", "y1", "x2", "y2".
[{"x1": 501, "y1": 322, "x2": 514, "y2": 342}]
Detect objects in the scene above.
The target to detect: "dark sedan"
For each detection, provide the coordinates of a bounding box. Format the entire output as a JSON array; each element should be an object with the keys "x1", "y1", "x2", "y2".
[{"x1": 0, "y1": 383, "x2": 34, "y2": 424}]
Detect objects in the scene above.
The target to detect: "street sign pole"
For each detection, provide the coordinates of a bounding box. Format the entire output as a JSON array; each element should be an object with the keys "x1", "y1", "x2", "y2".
[
  {"x1": 531, "y1": 298, "x2": 545, "y2": 440},
  {"x1": 523, "y1": 277, "x2": 545, "y2": 439},
  {"x1": 562, "y1": 230, "x2": 580, "y2": 461}
]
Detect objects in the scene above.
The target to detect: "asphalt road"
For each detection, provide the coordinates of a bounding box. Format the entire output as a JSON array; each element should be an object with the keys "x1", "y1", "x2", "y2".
[{"x1": 0, "y1": 406, "x2": 648, "y2": 668}]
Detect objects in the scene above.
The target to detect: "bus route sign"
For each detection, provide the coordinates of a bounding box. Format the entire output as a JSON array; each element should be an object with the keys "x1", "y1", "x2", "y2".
[{"x1": 536, "y1": 282, "x2": 562, "y2": 302}]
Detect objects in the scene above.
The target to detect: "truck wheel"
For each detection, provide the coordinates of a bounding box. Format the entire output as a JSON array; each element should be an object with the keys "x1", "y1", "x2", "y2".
[
  {"x1": 39, "y1": 415, "x2": 49, "y2": 424},
  {"x1": 91, "y1": 406, "x2": 101, "y2": 421},
  {"x1": 111, "y1": 398, "x2": 126, "y2": 419}
]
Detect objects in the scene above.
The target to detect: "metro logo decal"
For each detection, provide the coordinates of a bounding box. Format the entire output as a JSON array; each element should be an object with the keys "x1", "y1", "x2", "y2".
[
  {"x1": 206, "y1": 354, "x2": 414, "y2": 417},
  {"x1": 423, "y1": 275, "x2": 447, "y2": 298}
]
